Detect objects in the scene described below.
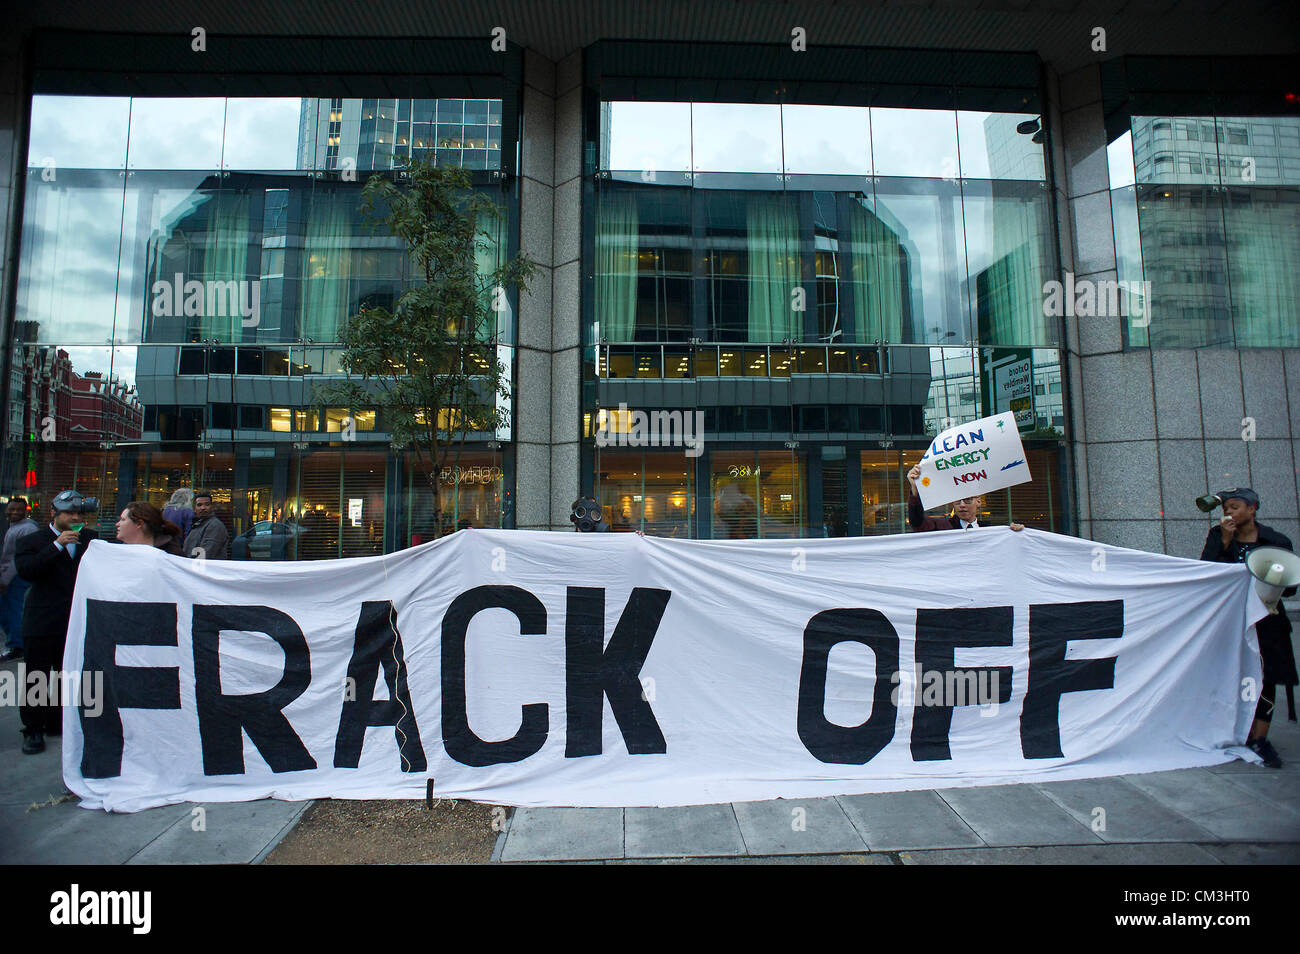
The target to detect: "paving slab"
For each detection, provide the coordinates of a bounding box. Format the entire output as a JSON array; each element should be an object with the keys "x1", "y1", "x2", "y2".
[
  {"x1": 128, "y1": 800, "x2": 309, "y2": 865},
  {"x1": 732, "y1": 797, "x2": 867, "y2": 856},
  {"x1": 1123, "y1": 768, "x2": 1300, "y2": 842},
  {"x1": 613, "y1": 853, "x2": 895, "y2": 865},
  {"x1": 500, "y1": 807, "x2": 624, "y2": 862},
  {"x1": 936, "y1": 784, "x2": 1102, "y2": 847},
  {"x1": 1033, "y1": 777, "x2": 1215, "y2": 843},
  {"x1": 837, "y1": 790, "x2": 984, "y2": 851},
  {"x1": 1199, "y1": 842, "x2": 1300, "y2": 864},
  {"x1": 625, "y1": 804, "x2": 746, "y2": 858},
  {"x1": 0, "y1": 800, "x2": 191, "y2": 865},
  {"x1": 1216, "y1": 771, "x2": 1300, "y2": 819},
  {"x1": 900, "y1": 843, "x2": 1223, "y2": 865}
]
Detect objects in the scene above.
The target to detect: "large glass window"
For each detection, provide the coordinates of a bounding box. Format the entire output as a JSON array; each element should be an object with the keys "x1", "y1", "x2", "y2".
[
  {"x1": 596, "y1": 100, "x2": 1056, "y2": 348},
  {"x1": 1111, "y1": 111, "x2": 1300, "y2": 348}
]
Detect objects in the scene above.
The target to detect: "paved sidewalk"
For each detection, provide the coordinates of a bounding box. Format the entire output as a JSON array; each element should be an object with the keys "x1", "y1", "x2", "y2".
[
  {"x1": 497, "y1": 717, "x2": 1300, "y2": 864},
  {"x1": 0, "y1": 661, "x2": 308, "y2": 865}
]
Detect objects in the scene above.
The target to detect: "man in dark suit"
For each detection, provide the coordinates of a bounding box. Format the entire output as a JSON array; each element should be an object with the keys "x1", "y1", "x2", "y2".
[
  {"x1": 14, "y1": 490, "x2": 99, "y2": 754},
  {"x1": 906, "y1": 464, "x2": 1025, "y2": 532}
]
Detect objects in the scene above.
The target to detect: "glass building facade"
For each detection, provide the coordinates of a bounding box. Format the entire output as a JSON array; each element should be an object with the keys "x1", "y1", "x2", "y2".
[
  {"x1": 5, "y1": 36, "x2": 523, "y2": 555},
  {"x1": 5, "y1": 35, "x2": 1295, "y2": 556},
  {"x1": 580, "y1": 45, "x2": 1069, "y2": 538}
]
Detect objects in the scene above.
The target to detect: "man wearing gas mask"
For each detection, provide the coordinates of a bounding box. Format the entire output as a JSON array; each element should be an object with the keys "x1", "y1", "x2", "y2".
[{"x1": 14, "y1": 490, "x2": 100, "y2": 755}]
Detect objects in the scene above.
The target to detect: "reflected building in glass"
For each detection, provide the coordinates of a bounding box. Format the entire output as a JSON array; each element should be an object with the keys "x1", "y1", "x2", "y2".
[{"x1": 0, "y1": 22, "x2": 1295, "y2": 559}]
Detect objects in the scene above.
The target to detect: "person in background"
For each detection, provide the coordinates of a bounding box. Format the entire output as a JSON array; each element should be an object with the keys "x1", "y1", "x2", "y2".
[
  {"x1": 183, "y1": 489, "x2": 229, "y2": 560},
  {"x1": 162, "y1": 487, "x2": 195, "y2": 543},
  {"x1": 116, "y1": 502, "x2": 184, "y2": 555},
  {"x1": 0, "y1": 497, "x2": 40, "y2": 662},
  {"x1": 1199, "y1": 487, "x2": 1296, "y2": 769},
  {"x1": 907, "y1": 464, "x2": 1025, "y2": 532},
  {"x1": 14, "y1": 490, "x2": 99, "y2": 755}
]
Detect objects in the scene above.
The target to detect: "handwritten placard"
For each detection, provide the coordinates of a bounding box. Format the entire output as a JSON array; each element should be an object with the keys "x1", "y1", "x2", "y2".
[{"x1": 916, "y1": 411, "x2": 1031, "y2": 509}]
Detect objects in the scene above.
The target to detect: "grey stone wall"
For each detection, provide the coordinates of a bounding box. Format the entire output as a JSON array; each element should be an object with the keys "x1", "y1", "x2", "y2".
[
  {"x1": 1055, "y1": 64, "x2": 1300, "y2": 557},
  {"x1": 516, "y1": 47, "x2": 583, "y2": 531}
]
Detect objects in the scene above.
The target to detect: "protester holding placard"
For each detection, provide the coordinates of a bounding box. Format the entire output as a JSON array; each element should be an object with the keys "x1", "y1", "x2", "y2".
[{"x1": 906, "y1": 464, "x2": 1024, "y2": 532}]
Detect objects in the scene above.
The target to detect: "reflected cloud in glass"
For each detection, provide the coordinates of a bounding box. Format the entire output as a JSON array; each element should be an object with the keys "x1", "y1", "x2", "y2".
[
  {"x1": 28, "y1": 95, "x2": 130, "y2": 170},
  {"x1": 692, "y1": 103, "x2": 782, "y2": 174}
]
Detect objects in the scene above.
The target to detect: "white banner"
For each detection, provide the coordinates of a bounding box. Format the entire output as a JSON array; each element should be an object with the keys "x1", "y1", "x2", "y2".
[
  {"x1": 62, "y1": 529, "x2": 1263, "y2": 812},
  {"x1": 917, "y1": 411, "x2": 1032, "y2": 509}
]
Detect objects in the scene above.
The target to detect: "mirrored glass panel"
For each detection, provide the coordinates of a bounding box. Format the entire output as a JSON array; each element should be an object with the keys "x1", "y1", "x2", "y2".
[
  {"x1": 603, "y1": 101, "x2": 692, "y2": 173},
  {"x1": 222, "y1": 98, "x2": 310, "y2": 171},
  {"x1": 782, "y1": 105, "x2": 871, "y2": 176},
  {"x1": 962, "y1": 180, "x2": 1056, "y2": 347},
  {"x1": 692, "y1": 103, "x2": 782, "y2": 174},
  {"x1": 16, "y1": 173, "x2": 126, "y2": 344},
  {"x1": 28, "y1": 95, "x2": 130, "y2": 170},
  {"x1": 870, "y1": 181, "x2": 969, "y2": 344},
  {"x1": 870, "y1": 107, "x2": 959, "y2": 179},
  {"x1": 127, "y1": 98, "x2": 226, "y2": 170},
  {"x1": 957, "y1": 111, "x2": 1045, "y2": 181}
]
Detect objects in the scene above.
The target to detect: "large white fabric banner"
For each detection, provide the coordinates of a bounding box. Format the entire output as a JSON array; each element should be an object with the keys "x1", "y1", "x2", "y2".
[{"x1": 62, "y1": 528, "x2": 1264, "y2": 812}]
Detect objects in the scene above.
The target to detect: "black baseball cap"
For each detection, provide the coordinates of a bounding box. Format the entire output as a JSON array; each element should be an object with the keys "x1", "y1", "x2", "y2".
[{"x1": 1218, "y1": 488, "x2": 1260, "y2": 510}]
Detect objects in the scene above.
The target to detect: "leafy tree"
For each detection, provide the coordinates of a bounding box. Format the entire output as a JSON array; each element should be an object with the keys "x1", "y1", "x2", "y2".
[{"x1": 315, "y1": 158, "x2": 535, "y2": 539}]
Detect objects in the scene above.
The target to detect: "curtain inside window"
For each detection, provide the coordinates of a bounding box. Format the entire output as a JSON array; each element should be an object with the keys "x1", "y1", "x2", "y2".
[
  {"x1": 596, "y1": 188, "x2": 638, "y2": 341},
  {"x1": 746, "y1": 193, "x2": 801, "y2": 341},
  {"x1": 300, "y1": 192, "x2": 354, "y2": 343},
  {"x1": 1226, "y1": 189, "x2": 1300, "y2": 347},
  {"x1": 976, "y1": 187, "x2": 1048, "y2": 346},
  {"x1": 200, "y1": 191, "x2": 250, "y2": 343},
  {"x1": 845, "y1": 197, "x2": 905, "y2": 344}
]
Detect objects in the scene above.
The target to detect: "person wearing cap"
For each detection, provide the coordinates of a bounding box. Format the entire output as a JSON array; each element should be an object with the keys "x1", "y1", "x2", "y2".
[
  {"x1": 13, "y1": 490, "x2": 99, "y2": 755},
  {"x1": 906, "y1": 464, "x2": 1025, "y2": 532},
  {"x1": 1199, "y1": 487, "x2": 1297, "y2": 769}
]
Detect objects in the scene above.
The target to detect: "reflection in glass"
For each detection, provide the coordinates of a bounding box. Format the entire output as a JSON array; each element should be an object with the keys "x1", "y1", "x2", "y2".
[
  {"x1": 956, "y1": 112, "x2": 1045, "y2": 181},
  {"x1": 1223, "y1": 186, "x2": 1300, "y2": 347},
  {"x1": 16, "y1": 173, "x2": 126, "y2": 344},
  {"x1": 29, "y1": 95, "x2": 130, "y2": 170},
  {"x1": 127, "y1": 98, "x2": 226, "y2": 170},
  {"x1": 963, "y1": 181, "x2": 1056, "y2": 347},
  {"x1": 870, "y1": 108, "x2": 959, "y2": 179},
  {"x1": 871, "y1": 181, "x2": 968, "y2": 344},
  {"x1": 222, "y1": 99, "x2": 308, "y2": 170},
  {"x1": 602, "y1": 102, "x2": 692, "y2": 172},
  {"x1": 692, "y1": 103, "x2": 782, "y2": 175},
  {"x1": 782, "y1": 105, "x2": 870, "y2": 176}
]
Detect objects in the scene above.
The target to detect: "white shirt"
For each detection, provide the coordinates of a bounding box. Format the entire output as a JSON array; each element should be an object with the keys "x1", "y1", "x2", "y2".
[
  {"x1": 50, "y1": 522, "x2": 76, "y2": 559},
  {"x1": 960, "y1": 519, "x2": 979, "y2": 530}
]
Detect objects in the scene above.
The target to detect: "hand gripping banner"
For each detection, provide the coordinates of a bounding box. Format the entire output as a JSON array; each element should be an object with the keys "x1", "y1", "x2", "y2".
[{"x1": 62, "y1": 528, "x2": 1264, "y2": 812}]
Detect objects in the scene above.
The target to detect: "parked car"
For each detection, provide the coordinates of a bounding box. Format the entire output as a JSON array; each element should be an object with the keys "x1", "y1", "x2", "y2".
[{"x1": 232, "y1": 520, "x2": 305, "y2": 560}]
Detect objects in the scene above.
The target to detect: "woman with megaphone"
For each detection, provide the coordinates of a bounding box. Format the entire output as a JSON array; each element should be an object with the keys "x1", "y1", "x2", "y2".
[{"x1": 1199, "y1": 488, "x2": 1297, "y2": 768}]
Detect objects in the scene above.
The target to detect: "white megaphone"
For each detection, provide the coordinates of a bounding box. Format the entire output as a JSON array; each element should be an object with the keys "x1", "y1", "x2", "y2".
[{"x1": 1246, "y1": 547, "x2": 1300, "y2": 615}]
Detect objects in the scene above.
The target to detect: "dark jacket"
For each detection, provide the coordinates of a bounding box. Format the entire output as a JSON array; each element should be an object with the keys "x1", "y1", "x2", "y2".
[
  {"x1": 183, "y1": 514, "x2": 229, "y2": 559},
  {"x1": 14, "y1": 524, "x2": 99, "y2": 644},
  {"x1": 908, "y1": 490, "x2": 1002, "y2": 532},
  {"x1": 1200, "y1": 521, "x2": 1297, "y2": 694},
  {"x1": 152, "y1": 534, "x2": 183, "y2": 556}
]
